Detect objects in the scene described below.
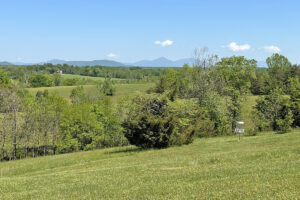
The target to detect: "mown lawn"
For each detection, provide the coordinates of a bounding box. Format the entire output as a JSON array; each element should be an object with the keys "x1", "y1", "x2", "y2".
[{"x1": 0, "y1": 131, "x2": 299, "y2": 199}]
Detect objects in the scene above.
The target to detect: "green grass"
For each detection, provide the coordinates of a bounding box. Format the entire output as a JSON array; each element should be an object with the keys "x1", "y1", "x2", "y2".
[
  {"x1": 26, "y1": 83, "x2": 153, "y2": 102},
  {"x1": 0, "y1": 131, "x2": 299, "y2": 199},
  {"x1": 61, "y1": 74, "x2": 124, "y2": 81}
]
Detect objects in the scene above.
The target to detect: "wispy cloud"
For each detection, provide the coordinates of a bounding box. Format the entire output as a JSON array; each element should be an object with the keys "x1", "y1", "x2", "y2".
[
  {"x1": 107, "y1": 53, "x2": 118, "y2": 58},
  {"x1": 224, "y1": 42, "x2": 251, "y2": 51},
  {"x1": 264, "y1": 45, "x2": 280, "y2": 53},
  {"x1": 154, "y1": 40, "x2": 174, "y2": 47}
]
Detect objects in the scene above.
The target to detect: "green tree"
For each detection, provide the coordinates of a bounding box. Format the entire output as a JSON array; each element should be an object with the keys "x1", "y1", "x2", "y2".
[
  {"x1": 53, "y1": 73, "x2": 62, "y2": 86},
  {"x1": 29, "y1": 74, "x2": 54, "y2": 87},
  {"x1": 58, "y1": 103, "x2": 104, "y2": 152},
  {"x1": 97, "y1": 79, "x2": 116, "y2": 96},
  {"x1": 254, "y1": 87, "x2": 293, "y2": 132},
  {"x1": 266, "y1": 53, "x2": 292, "y2": 93},
  {"x1": 123, "y1": 95, "x2": 194, "y2": 148},
  {"x1": 289, "y1": 77, "x2": 300, "y2": 127},
  {"x1": 92, "y1": 98, "x2": 127, "y2": 147},
  {"x1": 70, "y1": 86, "x2": 86, "y2": 104},
  {"x1": 0, "y1": 71, "x2": 11, "y2": 86},
  {"x1": 215, "y1": 56, "x2": 257, "y2": 93}
]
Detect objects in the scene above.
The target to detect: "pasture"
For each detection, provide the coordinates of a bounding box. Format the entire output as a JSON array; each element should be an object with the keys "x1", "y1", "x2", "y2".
[
  {"x1": 26, "y1": 83, "x2": 153, "y2": 102},
  {"x1": 0, "y1": 131, "x2": 299, "y2": 199}
]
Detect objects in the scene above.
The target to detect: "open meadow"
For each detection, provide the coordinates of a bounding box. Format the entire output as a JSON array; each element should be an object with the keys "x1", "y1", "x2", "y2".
[
  {"x1": 0, "y1": 131, "x2": 299, "y2": 200},
  {"x1": 26, "y1": 83, "x2": 154, "y2": 103}
]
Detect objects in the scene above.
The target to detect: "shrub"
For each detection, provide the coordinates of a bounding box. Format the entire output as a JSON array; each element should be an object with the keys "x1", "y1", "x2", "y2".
[
  {"x1": 254, "y1": 87, "x2": 294, "y2": 133},
  {"x1": 0, "y1": 71, "x2": 11, "y2": 86},
  {"x1": 29, "y1": 74, "x2": 54, "y2": 87},
  {"x1": 123, "y1": 95, "x2": 194, "y2": 148},
  {"x1": 276, "y1": 109, "x2": 294, "y2": 133}
]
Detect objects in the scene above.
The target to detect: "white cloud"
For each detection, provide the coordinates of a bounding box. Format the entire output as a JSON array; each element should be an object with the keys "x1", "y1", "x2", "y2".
[
  {"x1": 225, "y1": 42, "x2": 251, "y2": 51},
  {"x1": 107, "y1": 53, "x2": 118, "y2": 58},
  {"x1": 264, "y1": 45, "x2": 280, "y2": 53},
  {"x1": 154, "y1": 40, "x2": 174, "y2": 47}
]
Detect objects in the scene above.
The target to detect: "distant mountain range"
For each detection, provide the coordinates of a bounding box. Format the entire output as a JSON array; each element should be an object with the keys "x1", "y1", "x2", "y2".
[
  {"x1": 0, "y1": 61, "x2": 14, "y2": 65},
  {"x1": 41, "y1": 59, "x2": 126, "y2": 67},
  {"x1": 133, "y1": 57, "x2": 194, "y2": 67},
  {"x1": 0, "y1": 57, "x2": 267, "y2": 67},
  {"x1": 42, "y1": 57, "x2": 194, "y2": 67}
]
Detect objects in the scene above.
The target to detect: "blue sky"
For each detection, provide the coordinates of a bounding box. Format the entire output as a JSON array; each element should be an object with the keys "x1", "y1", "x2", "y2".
[{"x1": 0, "y1": 0, "x2": 299, "y2": 64}]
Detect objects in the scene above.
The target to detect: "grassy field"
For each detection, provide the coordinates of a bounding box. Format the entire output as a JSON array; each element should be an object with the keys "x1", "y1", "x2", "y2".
[
  {"x1": 27, "y1": 83, "x2": 153, "y2": 102},
  {"x1": 61, "y1": 74, "x2": 125, "y2": 81},
  {"x1": 0, "y1": 131, "x2": 299, "y2": 199}
]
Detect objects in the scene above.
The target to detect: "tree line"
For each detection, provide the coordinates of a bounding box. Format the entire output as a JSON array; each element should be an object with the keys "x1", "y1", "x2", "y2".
[
  {"x1": 150, "y1": 53, "x2": 300, "y2": 136},
  {"x1": 0, "y1": 64, "x2": 167, "y2": 87},
  {"x1": 0, "y1": 77, "x2": 126, "y2": 160}
]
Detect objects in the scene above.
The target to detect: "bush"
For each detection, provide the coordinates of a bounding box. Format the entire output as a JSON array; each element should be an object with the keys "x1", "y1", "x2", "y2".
[
  {"x1": 63, "y1": 78, "x2": 78, "y2": 86},
  {"x1": 29, "y1": 74, "x2": 54, "y2": 87},
  {"x1": 123, "y1": 95, "x2": 194, "y2": 148},
  {"x1": 276, "y1": 109, "x2": 294, "y2": 133},
  {"x1": 254, "y1": 87, "x2": 294, "y2": 133},
  {"x1": 0, "y1": 71, "x2": 11, "y2": 86}
]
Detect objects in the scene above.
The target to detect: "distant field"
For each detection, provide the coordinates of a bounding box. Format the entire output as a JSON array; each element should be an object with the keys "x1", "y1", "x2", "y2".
[
  {"x1": 26, "y1": 83, "x2": 154, "y2": 102},
  {"x1": 61, "y1": 74, "x2": 125, "y2": 81},
  {"x1": 0, "y1": 131, "x2": 299, "y2": 199}
]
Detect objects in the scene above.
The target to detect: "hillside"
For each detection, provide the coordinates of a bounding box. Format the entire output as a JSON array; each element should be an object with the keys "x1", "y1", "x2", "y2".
[{"x1": 0, "y1": 131, "x2": 299, "y2": 199}]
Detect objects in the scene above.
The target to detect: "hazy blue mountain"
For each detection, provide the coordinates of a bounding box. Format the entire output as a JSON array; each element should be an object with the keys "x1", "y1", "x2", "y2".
[
  {"x1": 0, "y1": 61, "x2": 14, "y2": 65},
  {"x1": 66, "y1": 60, "x2": 125, "y2": 67},
  {"x1": 43, "y1": 59, "x2": 66, "y2": 65},
  {"x1": 134, "y1": 57, "x2": 174, "y2": 67},
  {"x1": 133, "y1": 57, "x2": 194, "y2": 67},
  {"x1": 42, "y1": 59, "x2": 126, "y2": 67}
]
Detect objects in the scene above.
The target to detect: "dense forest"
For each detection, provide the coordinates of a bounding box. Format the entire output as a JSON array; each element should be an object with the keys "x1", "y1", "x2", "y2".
[{"x1": 0, "y1": 53, "x2": 300, "y2": 161}]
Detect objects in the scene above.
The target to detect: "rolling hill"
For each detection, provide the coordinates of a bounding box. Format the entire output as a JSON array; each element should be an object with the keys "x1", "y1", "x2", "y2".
[{"x1": 0, "y1": 131, "x2": 299, "y2": 199}]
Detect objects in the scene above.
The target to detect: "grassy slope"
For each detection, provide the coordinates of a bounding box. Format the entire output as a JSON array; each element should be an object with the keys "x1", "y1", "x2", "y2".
[
  {"x1": 26, "y1": 83, "x2": 153, "y2": 102},
  {"x1": 0, "y1": 131, "x2": 299, "y2": 199}
]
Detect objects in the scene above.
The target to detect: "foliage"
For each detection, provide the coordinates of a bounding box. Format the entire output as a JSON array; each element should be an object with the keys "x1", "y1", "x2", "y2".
[
  {"x1": 0, "y1": 71, "x2": 11, "y2": 86},
  {"x1": 214, "y1": 56, "x2": 256, "y2": 93},
  {"x1": 0, "y1": 64, "x2": 165, "y2": 85},
  {"x1": 70, "y1": 86, "x2": 86, "y2": 104},
  {"x1": 266, "y1": 53, "x2": 292, "y2": 93},
  {"x1": 53, "y1": 73, "x2": 62, "y2": 86},
  {"x1": 289, "y1": 77, "x2": 300, "y2": 127},
  {"x1": 98, "y1": 79, "x2": 116, "y2": 96},
  {"x1": 123, "y1": 95, "x2": 194, "y2": 148},
  {"x1": 254, "y1": 87, "x2": 293, "y2": 133},
  {"x1": 58, "y1": 103, "x2": 104, "y2": 152},
  {"x1": 29, "y1": 74, "x2": 54, "y2": 87}
]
